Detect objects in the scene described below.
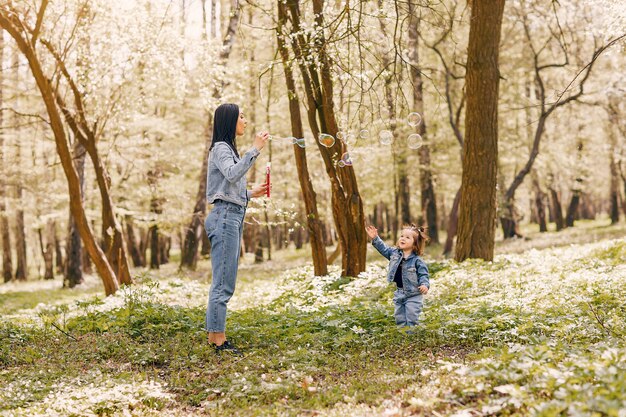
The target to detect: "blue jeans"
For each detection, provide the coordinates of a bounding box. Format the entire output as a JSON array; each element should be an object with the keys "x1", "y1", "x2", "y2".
[
  {"x1": 204, "y1": 200, "x2": 246, "y2": 332},
  {"x1": 393, "y1": 289, "x2": 423, "y2": 327}
]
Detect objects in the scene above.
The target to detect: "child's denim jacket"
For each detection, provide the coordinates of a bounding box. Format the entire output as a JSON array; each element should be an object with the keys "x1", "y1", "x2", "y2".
[
  {"x1": 372, "y1": 236, "x2": 430, "y2": 296},
  {"x1": 206, "y1": 142, "x2": 260, "y2": 207}
]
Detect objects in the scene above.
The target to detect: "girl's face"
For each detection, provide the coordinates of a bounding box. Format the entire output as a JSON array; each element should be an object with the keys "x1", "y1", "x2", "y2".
[
  {"x1": 236, "y1": 111, "x2": 247, "y2": 136},
  {"x1": 398, "y1": 229, "x2": 417, "y2": 251}
]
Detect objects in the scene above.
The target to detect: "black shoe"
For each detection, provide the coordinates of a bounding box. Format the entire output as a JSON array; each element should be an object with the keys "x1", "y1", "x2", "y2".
[{"x1": 214, "y1": 340, "x2": 242, "y2": 356}]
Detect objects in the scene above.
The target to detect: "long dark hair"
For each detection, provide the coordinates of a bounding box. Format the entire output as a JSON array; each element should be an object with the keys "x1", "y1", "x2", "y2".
[{"x1": 210, "y1": 103, "x2": 240, "y2": 157}]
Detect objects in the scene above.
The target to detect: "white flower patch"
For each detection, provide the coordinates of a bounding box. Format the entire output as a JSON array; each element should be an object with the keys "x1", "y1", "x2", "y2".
[
  {"x1": 3, "y1": 371, "x2": 173, "y2": 417},
  {"x1": 273, "y1": 262, "x2": 390, "y2": 312}
]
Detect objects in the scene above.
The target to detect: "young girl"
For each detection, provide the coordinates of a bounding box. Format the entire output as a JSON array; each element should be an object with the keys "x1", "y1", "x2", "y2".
[{"x1": 365, "y1": 224, "x2": 430, "y2": 327}]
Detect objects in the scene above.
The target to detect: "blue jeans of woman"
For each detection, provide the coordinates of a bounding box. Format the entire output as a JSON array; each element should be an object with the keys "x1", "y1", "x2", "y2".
[
  {"x1": 393, "y1": 289, "x2": 423, "y2": 327},
  {"x1": 204, "y1": 200, "x2": 245, "y2": 332}
]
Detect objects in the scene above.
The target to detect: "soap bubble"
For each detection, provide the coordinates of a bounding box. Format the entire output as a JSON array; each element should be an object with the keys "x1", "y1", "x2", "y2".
[
  {"x1": 408, "y1": 112, "x2": 422, "y2": 127},
  {"x1": 407, "y1": 133, "x2": 423, "y2": 150},
  {"x1": 343, "y1": 132, "x2": 357, "y2": 146},
  {"x1": 318, "y1": 133, "x2": 335, "y2": 148},
  {"x1": 337, "y1": 152, "x2": 353, "y2": 168},
  {"x1": 359, "y1": 129, "x2": 370, "y2": 140},
  {"x1": 292, "y1": 137, "x2": 306, "y2": 148},
  {"x1": 378, "y1": 130, "x2": 393, "y2": 145},
  {"x1": 336, "y1": 131, "x2": 346, "y2": 141}
]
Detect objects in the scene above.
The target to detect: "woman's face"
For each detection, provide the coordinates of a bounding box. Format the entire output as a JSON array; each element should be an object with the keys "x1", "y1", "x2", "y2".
[{"x1": 236, "y1": 111, "x2": 247, "y2": 136}]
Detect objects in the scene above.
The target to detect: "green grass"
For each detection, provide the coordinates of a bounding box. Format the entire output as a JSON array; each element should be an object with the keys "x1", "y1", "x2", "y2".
[{"x1": 2, "y1": 223, "x2": 626, "y2": 416}]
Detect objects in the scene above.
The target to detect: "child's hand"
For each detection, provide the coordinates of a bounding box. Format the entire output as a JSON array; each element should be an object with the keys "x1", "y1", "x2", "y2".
[
  {"x1": 365, "y1": 225, "x2": 379, "y2": 240},
  {"x1": 418, "y1": 285, "x2": 429, "y2": 294}
]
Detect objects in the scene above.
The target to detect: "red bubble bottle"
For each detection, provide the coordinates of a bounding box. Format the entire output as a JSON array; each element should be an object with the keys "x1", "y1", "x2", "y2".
[{"x1": 266, "y1": 162, "x2": 271, "y2": 198}]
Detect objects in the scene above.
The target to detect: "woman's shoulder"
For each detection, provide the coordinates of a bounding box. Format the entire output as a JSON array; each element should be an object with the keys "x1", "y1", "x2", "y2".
[{"x1": 213, "y1": 142, "x2": 233, "y2": 152}]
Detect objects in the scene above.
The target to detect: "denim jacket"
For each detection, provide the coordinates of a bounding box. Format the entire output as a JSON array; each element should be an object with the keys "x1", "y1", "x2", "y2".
[
  {"x1": 372, "y1": 236, "x2": 430, "y2": 295},
  {"x1": 206, "y1": 142, "x2": 260, "y2": 207}
]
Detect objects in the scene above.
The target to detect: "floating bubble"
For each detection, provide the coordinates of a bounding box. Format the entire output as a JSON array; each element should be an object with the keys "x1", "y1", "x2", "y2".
[
  {"x1": 378, "y1": 130, "x2": 394, "y2": 145},
  {"x1": 292, "y1": 137, "x2": 306, "y2": 148},
  {"x1": 407, "y1": 133, "x2": 424, "y2": 150},
  {"x1": 337, "y1": 160, "x2": 346, "y2": 168},
  {"x1": 336, "y1": 131, "x2": 346, "y2": 141},
  {"x1": 343, "y1": 132, "x2": 357, "y2": 146},
  {"x1": 359, "y1": 129, "x2": 370, "y2": 140},
  {"x1": 318, "y1": 133, "x2": 335, "y2": 148},
  {"x1": 407, "y1": 112, "x2": 422, "y2": 127},
  {"x1": 341, "y1": 152, "x2": 353, "y2": 166}
]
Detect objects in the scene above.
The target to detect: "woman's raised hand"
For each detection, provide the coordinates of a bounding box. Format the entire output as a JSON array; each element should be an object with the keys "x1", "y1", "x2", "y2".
[
  {"x1": 365, "y1": 225, "x2": 379, "y2": 240},
  {"x1": 254, "y1": 131, "x2": 270, "y2": 151},
  {"x1": 250, "y1": 182, "x2": 269, "y2": 198}
]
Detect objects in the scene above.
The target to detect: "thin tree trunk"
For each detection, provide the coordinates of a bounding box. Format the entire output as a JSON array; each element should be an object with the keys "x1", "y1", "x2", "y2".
[
  {"x1": 65, "y1": 139, "x2": 85, "y2": 288},
  {"x1": 125, "y1": 215, "x2": 144, "y2": 267},
  {"x1": 149, "y1": 222, "x2": 160, "y2": 269},
  {"x1": 140, "y1": 227, "x2": 149, "y2": 264},
  {"x1": 443, "y1": 187, "x2": 461, "y2": 256},
  {"x1": 532, "y1": 175, "x2": 548, "y2": 232},
  {"x1": 54, "y1": 222, "x2": 63, "y2": 274},
  {"x1": 455, "y1": 0, "x2": 505, "y2": 262},
  {"x1": 277, "y1": 1, "x2": 327, "y2": 275},
  {"x1": 180, "y1": 116, "x2": 211, "y2": 269},
  {"x1": 565, "y1": 191, "x2": 581, "y2": 228},
  {"x1": 11, "y1": 48, "x2": 26, "y2": 281},
  {"x1": 607, "y1": 102, "x2": 620, "y2": 224},
  {"x1": 548, "y1": 186, "x2": 565, "y2": 231},
  {"x1": 38, "y1": 220, "x2": 54, "y2": 280},
  {"x1": 0, "y1": 31, "x2": 11, "y2": 283},
  {"x1": 286, "y1": 0, "x2": 367, "y2": 276},
  {"x1": 159, "y1": 235, "x2": 170, "y2": 265},
  {"x1": 408, "y1": 0, "x2": 438, "y2": 242}
]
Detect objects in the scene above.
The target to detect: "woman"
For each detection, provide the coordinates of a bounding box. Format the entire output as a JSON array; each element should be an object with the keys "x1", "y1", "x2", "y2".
[{"x1": 204, "y1": 103, "x2": 269, "y2": 354}]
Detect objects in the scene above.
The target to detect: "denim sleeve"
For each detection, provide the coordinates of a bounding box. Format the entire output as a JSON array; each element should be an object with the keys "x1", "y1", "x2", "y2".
[
  {"x1": 213, "y1": 143, "x2": 260, "y2": 184},
  {"x1": 417, "y1": 260, "x2": 430, "y2": 288},
  {"x1": 372, "y1": 236, "x2": 393, "y2": 260}
]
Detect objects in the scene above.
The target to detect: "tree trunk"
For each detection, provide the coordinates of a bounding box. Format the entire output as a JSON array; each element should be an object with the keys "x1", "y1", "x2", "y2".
[
  {"x1": 125, "y1": 216, "x2": 144, "y2": 267},
  {"x1": 140, "y1": 227, "x2": 150, "y2": 264},
  {"x1": 376, "y1": 3, "x2": 405, "y2": 241},
  {"x1": 285, "y1": 0, "x2": 367, "y2": 276},
  {"x1": 12, "y1": 49, "x2": 26, "y2": 281},
  {"x1": 565, "y1": 190, "x2": 581, "y2": 228},
  {"x1": 0, "y1": 31, "x2": 12, "y2": 283},
  {"x1": 277, "y1": 2, "x2": 327, "y2": 275},
  {"x1": 38, "y1": 220, "x2": 55, "y2": 280},
  {"x1": 159, "y1": 234, "x2": 170, "y2": 265},
  {"x1": 54, "y1": 223, "x2": 64, "y2": 274},
  {"x1": 532, "y1": 176, "x2": 548, "y2": 232},
  {"x1": 201, "y1": 231, "x2": 211, "y2": 256},
  {"x1": 180, "y1": 116, "x2": 211, "y2": 269},
  {"x1": 65, "y1": 139, "x2": 86, "y2": 288},
  {"x1": 0, "y1": 7, "x2": 119, "y2": 295},
  {"x1": 408, "y1": 0, "x2": 438, "y2": 243},
  {"x1": 607, "y1": 106, "x2": 620, "y2": 224},
  {"x1": 455, "y1": 0, "x2": 505, "y2": 262},
  {"x1": 548, "y1": 186, "x2": 565, "y2": 231},
  {"x1": 149, "y1": 223, "x2": 160, "y2": 269},
  {"x1": 443, "y1": 187, "x2": 461, "y2": 256}
]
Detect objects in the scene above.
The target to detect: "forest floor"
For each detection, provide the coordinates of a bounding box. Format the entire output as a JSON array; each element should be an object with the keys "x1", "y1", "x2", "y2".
[{"x1": 1, "y1": 220, "x2": 626, "y2": 416}]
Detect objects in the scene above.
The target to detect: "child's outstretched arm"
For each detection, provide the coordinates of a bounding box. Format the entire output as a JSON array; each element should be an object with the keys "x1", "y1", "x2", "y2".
[{"x1": 366, "y1": 225, "x2": 393, "y2": 260}]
